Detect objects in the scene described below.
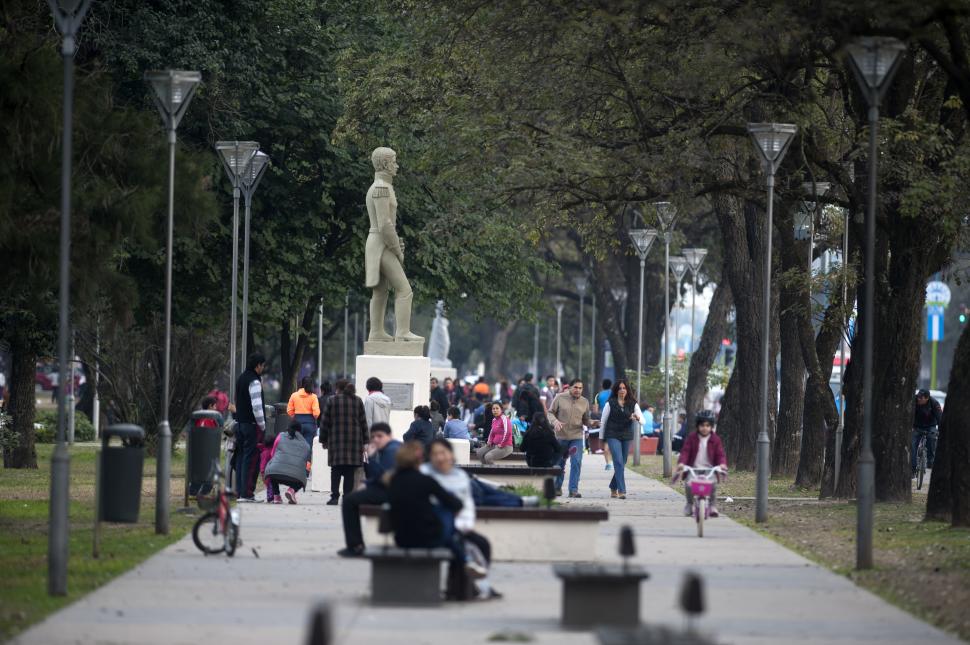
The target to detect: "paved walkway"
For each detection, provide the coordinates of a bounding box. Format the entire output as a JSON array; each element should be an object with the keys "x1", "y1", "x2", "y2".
[{"x1": 14, "y1": 460, "x2": 963, "y2": 645}]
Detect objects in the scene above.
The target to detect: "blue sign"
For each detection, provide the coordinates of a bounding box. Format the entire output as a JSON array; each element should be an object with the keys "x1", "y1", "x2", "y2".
[
  {"x1": 926, "y1": 304, "x2": 945, "y2": 317},
  {"x1": 927, "y1": 313, "x2": 944, "y2": 342}
]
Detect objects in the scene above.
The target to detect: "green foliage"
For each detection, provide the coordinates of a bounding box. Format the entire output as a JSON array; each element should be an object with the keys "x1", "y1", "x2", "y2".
[
  {"x1": 0, "y1": 411, "x2": 19, "y2": 454},
  {"x1": 33, "y1": 410, "x2": 95, "y2": 444}
]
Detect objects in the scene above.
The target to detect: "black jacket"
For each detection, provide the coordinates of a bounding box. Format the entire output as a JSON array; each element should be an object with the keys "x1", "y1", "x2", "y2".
[
  {"x1": 403, "y1": 418, "x2": 435, "y2": 450},
  {"x1": 602, "y1": 396, "x2": 637, "y2": 441},
  {"x1": 234, "y1": 369, "x2": 262, "y2": 424},
  {"x1": 914, "y1": 397, "x2": 943, "y2": 428},
  {"x1": 430, "y1": 387, "x2": 450, "y2": 417},
  {"x1": 388, "y1": 468, "x2": 463, "y2": 548},
  {"x1": 521, "y1": 425, "x2": 563, "y2": 467}
]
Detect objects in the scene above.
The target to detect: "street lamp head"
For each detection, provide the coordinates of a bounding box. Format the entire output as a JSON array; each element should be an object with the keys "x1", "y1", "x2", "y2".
[
  {"x1": 669, "y1": 256, "x2": 689, "y2": 283},
  {"x1": 845, "y1": 36, "x2": 907, "y2": 104},
  {"x1": 629, "y1": 228, "x2": 659, "y2": 260},
  {"x1": 801, "y1": 181, "x2": 831, "y2": 198},
  {"x1": 747, "y1": 123, "x2": 798, "y2": 172},
  {"x1": 145, "y1": 70, "x2": 202, "y2": 131},
  {"x1": 611, "y1": 286, "x2": 628, "y2": 304},
  {"x1": 574, "y1": 276, "x2": 589, "y2": 295},
  {"x1": 241, "y1": 150, "x2": 271, "y2": 193},
  {"x1": 215, "y1": 140, "x2": 260, "y2": 188},
  {"x1": 654, "y1": 201, "x2": 677, "y2": 231},
  {"x1": 682, "y1": 248, "x2": 708, "y2": 275},
  {"x1": 48, "y1": 0, "x2": 90, "y2": 35},
  {"x1": 551, "y1": 295, "x2": 567, "y2": 312}
]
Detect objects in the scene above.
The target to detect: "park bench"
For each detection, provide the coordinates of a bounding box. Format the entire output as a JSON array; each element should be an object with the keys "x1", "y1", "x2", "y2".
[
  {"x1": 364, "y1": 546, "x2": 453, "y2": 606},
  {"x1": 361, "y1": 505, "x2": 608, "y2": 562},
  {"x1": 459, "y1": 463, "x2": 560, "y2": 487}
]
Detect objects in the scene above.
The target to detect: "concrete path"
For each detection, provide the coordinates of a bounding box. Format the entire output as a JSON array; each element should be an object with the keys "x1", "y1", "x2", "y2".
[{"x1": 13, "y1": 460, "x2": 963, "y2": 645}]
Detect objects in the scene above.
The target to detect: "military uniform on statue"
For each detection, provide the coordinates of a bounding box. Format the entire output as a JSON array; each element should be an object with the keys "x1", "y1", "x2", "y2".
[{"x1": 356, "y1": 147, "x2": 430, "y2": 438}]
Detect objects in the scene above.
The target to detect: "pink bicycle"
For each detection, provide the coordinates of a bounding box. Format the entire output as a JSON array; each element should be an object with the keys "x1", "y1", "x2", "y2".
[{"x1": 674, "y1": 465, "x2": 726, "y2": 538}]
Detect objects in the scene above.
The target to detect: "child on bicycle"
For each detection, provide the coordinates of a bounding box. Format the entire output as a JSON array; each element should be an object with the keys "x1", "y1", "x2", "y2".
[{"x1": 675, "y1": 410, "x2": 727, "y2": 517}]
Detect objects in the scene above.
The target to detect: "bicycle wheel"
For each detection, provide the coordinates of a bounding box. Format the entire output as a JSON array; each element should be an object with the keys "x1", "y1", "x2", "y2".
[
  {"x1": 225, "y1": 520, "x2": 239, "y2": 557},
  {"x1": 696, "y1": 499, "x2": 705, "y2": 538},
  {"x1": 193, "y1": 512, "x2": 226, "y2": 555}
]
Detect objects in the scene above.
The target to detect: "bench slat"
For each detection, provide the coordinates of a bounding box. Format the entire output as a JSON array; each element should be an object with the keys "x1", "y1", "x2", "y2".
[{"x1": 360, "y1": 505, "x2": 608, "y2": 522}]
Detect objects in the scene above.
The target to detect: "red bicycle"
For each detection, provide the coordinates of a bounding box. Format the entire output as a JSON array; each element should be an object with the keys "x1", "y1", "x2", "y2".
[{"x1": 192, "y1": 462, "x2": 241, "y2": 556}]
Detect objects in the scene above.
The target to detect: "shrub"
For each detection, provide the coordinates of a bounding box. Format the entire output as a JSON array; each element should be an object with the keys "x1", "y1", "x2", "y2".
[{"x1": 34, "y1": 409, "x2": 95, "y2": 443}]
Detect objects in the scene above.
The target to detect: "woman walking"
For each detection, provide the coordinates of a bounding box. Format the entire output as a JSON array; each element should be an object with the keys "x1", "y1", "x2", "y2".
[
  {"x1": 600, "y1": 379, "x2": 643, "y2": 499},
  {"x1": 287, "y1": 376, "x2": 321, "y2": 448},
  {"x1": 320, "y1": 383, "x2": 369, "y2": 506}
]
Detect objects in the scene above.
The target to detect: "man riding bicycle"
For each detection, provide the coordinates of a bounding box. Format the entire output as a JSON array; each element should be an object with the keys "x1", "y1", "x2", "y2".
[{"x1": 911, "y1": 389, "x2": 943, "y2": 478}]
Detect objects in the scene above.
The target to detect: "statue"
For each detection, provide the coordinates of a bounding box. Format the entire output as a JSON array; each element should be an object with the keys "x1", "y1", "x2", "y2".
[
  {"x1": 428, "y1": 301, "x2": 453, "y2": 368},
  {"x1": 365, "y1": 147, "x2": 424, "y2": 351}
]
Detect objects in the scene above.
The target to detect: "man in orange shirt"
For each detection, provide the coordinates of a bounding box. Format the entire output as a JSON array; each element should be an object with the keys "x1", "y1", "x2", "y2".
[{"x1": 472, "y1": 376, "x2": 491, "y2": 398}]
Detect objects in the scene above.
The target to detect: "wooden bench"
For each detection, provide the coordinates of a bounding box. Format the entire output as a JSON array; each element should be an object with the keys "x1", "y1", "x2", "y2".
[
  {"x1": 361, "y1": 505, "x2": 608, "y2": 562},
  {"x1": 460, "y1": 463, "x2": 560, "y2": 487},
  {"x1": 363, "y1": 546, "x2": 452, "y2": 606}
]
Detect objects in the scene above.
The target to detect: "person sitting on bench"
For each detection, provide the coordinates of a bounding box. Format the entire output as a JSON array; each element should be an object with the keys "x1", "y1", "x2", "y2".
[{"x1": 337, "y1": 423, "x2": 400, "y2": 558}]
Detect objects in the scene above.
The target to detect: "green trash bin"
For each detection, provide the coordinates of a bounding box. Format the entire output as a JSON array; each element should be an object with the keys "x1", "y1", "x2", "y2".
[
  {"x1": 187, "y1": 410, "x2": 223, "y2": 496},
  {"x1": 271, "y1": 402, "x2": 290, "y2": 444},
  {"x1": 100, "y1": 424, "x2": 145, "y2": 523}
]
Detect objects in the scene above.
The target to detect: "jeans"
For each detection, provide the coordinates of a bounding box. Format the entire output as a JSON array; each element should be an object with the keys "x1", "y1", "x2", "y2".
[
  {"x1": 555, "y1": 439, "x2": 584, "y2": 492},
  {"x1": 911, "y1": 426, "x2": 939, "y2": 472},
  {"x1": 294, "y1": 414, "x2": 317, "y2": 448},
  {"x1": 341, "y1": 485, "x2": 388, "y2": 549},
  {"x1": 235, "y1": 422, "x2": 258, "y2": 498},
  {"x1": 605, "y1": 438, "x2": 631, "y2": 493}
]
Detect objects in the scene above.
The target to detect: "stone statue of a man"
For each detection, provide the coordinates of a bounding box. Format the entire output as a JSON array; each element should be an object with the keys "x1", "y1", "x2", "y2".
[{"x1": 365, "y1": 147, "x2": 424, "y2": 345}]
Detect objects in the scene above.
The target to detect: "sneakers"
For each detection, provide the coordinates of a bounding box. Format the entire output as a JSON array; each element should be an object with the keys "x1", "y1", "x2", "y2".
[
  {"x1": 337, "y1": 546, "x2": 365, "y2": 558},
  {"x1": 238, "y1": 496, "x2": 256, "y2": 503},
  {"x1": 604, "y1": 463, "x2": 612, "y2": 471},
  {"x1": 709, "y1": 506, "x2": 719, "y2": 518},
  {"x1": 683, "y1": 502, "x2": 693, "y2": 517},
  {"x1": 521, "y1": 496, "x2": 540, "y2": 507},
  {"x1": 610, "y1": 490, "x2": 619, "y2": 499},
  {"x1": 285, "y1": 487, "x2": 298, "y2": 504},
  {"x1": 555, "y1": 488, "x2": 563, "y2": 497},
  {"x1": 465, "y1": 560, "x2": 488, "y2": 579},
  {"x1": 272, "y1": 495, "x2": 283, "y2": 504},
  {"x1": 325, "y1": 496, "x2": 339, "y2": 506},
  {"x1": 618, "y1": 493, "x2": 627, "y2": 500},
  {"x1": 568, "y1": 491, "x2": 582, "y2": 498}
]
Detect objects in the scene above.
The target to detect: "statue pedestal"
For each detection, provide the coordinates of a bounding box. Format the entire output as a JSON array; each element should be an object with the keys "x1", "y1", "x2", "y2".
[
  {"x1": 430, "y1": 366, "x2": 457, "y2": 382},
  {"x1": 356, "y1": 354, "x2": 431, "y2": 439},
  {"x1": 309, "y1": 438, "x2": 330, "y2": 493}
]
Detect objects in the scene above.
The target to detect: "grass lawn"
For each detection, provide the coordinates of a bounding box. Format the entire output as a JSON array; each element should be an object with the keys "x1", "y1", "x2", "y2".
[
  {"x1": 0, "y1": 444, "x2": 194, "y2": 642},
  {"x1": 632, "y1": 454, "x2": 970, "y2": 641}
]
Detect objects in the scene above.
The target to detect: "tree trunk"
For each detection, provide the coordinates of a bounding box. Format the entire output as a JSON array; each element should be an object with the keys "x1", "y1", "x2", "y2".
[
  {"x1": 488, "y1": 320, "x2": 518, "y2": 380},
  {"x1": 3, "y1": 336, "x2": 38, "y2": 468},
  {"x1": 773, "y1": 225, "x2": 808, "y2": 477},
  {"x1": 684, "y1": 272, "x2": 732, "y2": 426},
  {"x1": 927, "y1": 322, "x2": 970, "y2": 524},
  {"x1": 714, "y1": 192, "x2": 778, "y2": 471},
  {"x1": 280, "y1": 300, "x2": 318, "y2": 399}
]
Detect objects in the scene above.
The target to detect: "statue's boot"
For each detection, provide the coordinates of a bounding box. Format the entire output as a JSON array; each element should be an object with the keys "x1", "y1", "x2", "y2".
[
  {"x1": 368, "y1": 291, "x2": 393, "y2": 342},
  {"x1": 394, "y1": 293, "x2": 425, "y2": 342}
]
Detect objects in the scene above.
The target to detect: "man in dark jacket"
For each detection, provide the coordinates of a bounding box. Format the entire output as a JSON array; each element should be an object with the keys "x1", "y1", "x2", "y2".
[
  {"x1": 338, "y1": 423, "x2": 401, "y2": 558},
  {"x1": 430, "y1": 377, "x2": 450, "y2": 417},
  {"x1": 234, "y1": 352, "x2": 267, "y2": 501},
  {"x1": 912, "y1": 389, "x2": 944, "y2": 474}
]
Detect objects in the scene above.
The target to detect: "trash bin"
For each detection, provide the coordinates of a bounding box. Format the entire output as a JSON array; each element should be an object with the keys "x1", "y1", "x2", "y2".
[
  {"x1": 272, "y1": 402, "x2": 291, "y2": 443},
  {"x1": 187, "y1": 410, "x2": 223, "y2": 496},
  {"x1": 100, "y1": 424, "x2": 145, "y2": 523}
]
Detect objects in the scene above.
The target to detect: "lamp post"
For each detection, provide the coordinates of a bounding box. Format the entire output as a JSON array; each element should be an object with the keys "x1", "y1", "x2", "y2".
[
  {"x1": 145, "y1": 69, "x2": 201, "y2": 535},
  {"x1": 317, "y1": 300, "x2": 324, "y2": 386},
  {"x1": 575, "y1": 276, "x2": 589, "y2": 383},
  {"x1": 845, "y1": 36, "x2": 906, "y2": 570},
  {"x1": 655, "y1": 201, "x2": 678, "y2": 477},
  {"x1": 747, "y1": 122, "x2": 798, "y2": 523},
  {"x1": 589, "y1": 286, "x2": 597, "y2": 389},
  {"x1": 552, "y1": 296, "x2": 566, "y2": 380},
  {"x1": 343, "y1": 293, "x2": 349, "y2": 377},
  {"x1": 46, "y1": 0, "x2": 91, "y2": 596},
  {"x1": 670, "y1": 256, "x2": 689, "y2": 309},
  {"x1": 239, "y1": 151, "x2": 270, "y2": 363},
  {"x1": 797, "y1": 182, "x2": 831, "y2": 305},
  {"x1": 533, "y1": 321, "x2": 540, "y2": 377},
  {"x1": 611, "y1": 287, "x2": 628, "y2": 331},
  {"x1": 216, "y1": 141, "x2": 259, "y2": 402},
  {"x1": 628, "y1": 228, "x2": 659, "y2": 466},
  {"x1": 682, "y1": 248, "x2": 708, "y2": 352}
]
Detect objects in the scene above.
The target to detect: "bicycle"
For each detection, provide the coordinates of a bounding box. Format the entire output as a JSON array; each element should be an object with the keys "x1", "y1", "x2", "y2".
[
  {"x1": 192, "y1": 461, "x2": 241, "y2": 556},
  {"x1": 674, "y1": 465, "x2": 726, "y2": 538},
  {"x1": 915, "y1": 431, "x2": 928, "y2": 491}
]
